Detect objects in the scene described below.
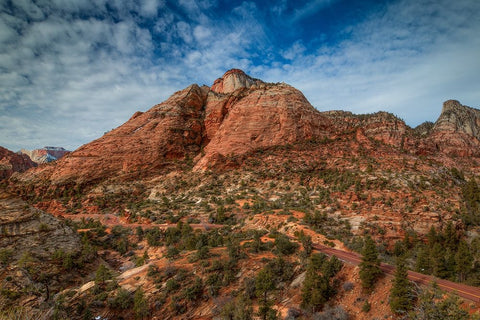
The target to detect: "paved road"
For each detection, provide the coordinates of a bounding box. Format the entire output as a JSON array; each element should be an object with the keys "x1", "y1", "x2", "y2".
[{"x1": 314, "y1": 243, "x2": 480, "y2": 303}]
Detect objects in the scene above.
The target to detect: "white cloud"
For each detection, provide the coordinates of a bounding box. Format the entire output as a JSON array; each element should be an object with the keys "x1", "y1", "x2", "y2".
[
  {"x1": 291, "y1": 0, "x2": 339, "y2": 22},
  {"x1": 139, "y1": 0, "x2": 164, "y2": 17},
  {"x1": 0, "y1": 0, "x2": 479, "y2": 152},
  {"x1": 254, "y1": 0, "x2": 480, "y2": 127}
]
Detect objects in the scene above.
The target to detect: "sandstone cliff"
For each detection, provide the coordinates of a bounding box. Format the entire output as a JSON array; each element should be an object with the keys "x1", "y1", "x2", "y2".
[
  {"x1": 0, "y1": 146, "x2": 35, "y2": 180},
  {"x1": 428, "y1": 100, "x2": 480, "y2": 156}
]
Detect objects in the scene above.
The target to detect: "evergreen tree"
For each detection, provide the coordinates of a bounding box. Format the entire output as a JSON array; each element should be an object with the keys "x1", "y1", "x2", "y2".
[
  {"x1": 256, "y1": 267, "x2": 276, "y2": 320},
  {"x1": 300, "y1": 233, "x2": 313, "y2": 257},
  {"x1": 95, "y1": 264, "x2": 111, "y2": 286},
  {"x1": 426, "y1": 226, "x2": 438, "y2": 248},
  {"x1": 252, "y1": 231, "x2": 263, "y2": 253},
  {"x1": 359, "y1": 235, "x2": 382, "y2": 290},
  {"x1": 411, "y1": 288, "x2": 469, "y2": 320},
  {"x1": 431, "y1": 243, "x2": 448, "y2": 278},
  {"x1": 415, "y1": 245, "x2": 431, "y2": 274},
  {"x1": 455, "y1": 240, "x2": 473, "y2": 282},
  {"x1": 389, "y1": 256, "x2": 413, "y2": 315},
  {"x1": 301, "y1": 254, "x2": 342, "y2": 313},
  {"x1": 301, "y1": 266, "x2": 332, "y2": 313},
  {"x1": 443, "y1": 221, "x2": 458, "y2": 250},
  {"x1": 221, "y1": 296, "x2": 253, "y2": 320},
  {"x1": 133, "y1": 287, "x2": 149, "y2": 319}
]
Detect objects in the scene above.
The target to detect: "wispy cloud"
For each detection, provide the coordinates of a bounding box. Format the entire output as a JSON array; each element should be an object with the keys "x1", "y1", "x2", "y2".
[
  {"x1": 291, "y1": 0, "x2": 339, "y2": 22},
  {"x1": 0, "y1": 0, "x2": 479, "y2": 152}
]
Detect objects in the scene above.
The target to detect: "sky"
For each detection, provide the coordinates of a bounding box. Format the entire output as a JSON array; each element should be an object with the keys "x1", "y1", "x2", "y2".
[{"x1": 1, "y1": 0, "x2": 479, "y2": 151}]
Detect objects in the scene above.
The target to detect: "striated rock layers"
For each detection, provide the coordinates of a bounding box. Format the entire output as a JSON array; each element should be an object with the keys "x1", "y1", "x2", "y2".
[
  {"x1": 0, "y1": 191, "x2": 80, "y2": 259},
  {"x1": 428, "y1": 100, "x2": 480, "y2": 156},
  {"x1": 21, "y1": 146, "x2": 70, "y2": 164},
  {"x1": 0, "y1": 146, "x2": 35, "y2": 180},
  {"x1": 14, "y1": 69, "x2": 480, "y2": 186}
]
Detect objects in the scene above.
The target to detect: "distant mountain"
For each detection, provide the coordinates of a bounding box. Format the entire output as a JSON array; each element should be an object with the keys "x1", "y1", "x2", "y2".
[
  {"x1": 0, "y1": 146, "x2": 35, "y2": 179},
  {"x1": 20, "y1": 146, "x2": 70, "y2": 164}
]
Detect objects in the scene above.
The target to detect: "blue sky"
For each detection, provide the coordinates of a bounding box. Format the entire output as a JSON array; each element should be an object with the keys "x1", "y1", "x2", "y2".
[{"x1": 1, "y1": 0, "x2": 479, "y2": 151}]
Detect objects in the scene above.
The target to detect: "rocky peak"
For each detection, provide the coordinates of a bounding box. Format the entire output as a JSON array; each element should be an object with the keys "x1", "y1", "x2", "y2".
[
  {"x1": 427, "y1": 100, "x2": 480, "y2": 156},
  {"x1": 433, "y1": 100, "x2": 480, "y2": 139},
  {"x1": 211, "y1": 69, "x2": 263, "y2": 93}
]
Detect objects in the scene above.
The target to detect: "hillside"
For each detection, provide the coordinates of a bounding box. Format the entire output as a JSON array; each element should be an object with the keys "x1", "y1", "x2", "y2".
[
  {"x1": 0, "y1": 146, "x2": 35, "y2": 180},
  {"x1": 2, "y1": 69, "x2": 480, "y2": 319}
]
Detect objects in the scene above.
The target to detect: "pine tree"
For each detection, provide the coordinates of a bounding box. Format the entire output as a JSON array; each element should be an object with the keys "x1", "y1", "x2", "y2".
[
  {"x1": 301, "y1": 254, "x2": 342, "y2": 313},
  {"x1": 455, "y1": 240, "x2": 473, "y2": 282},
  {"x1": 133, "y1": 287, "x2": 149, "y2": 319},
  {"x1": 431, "y1": 243, "x2": 448, "y2": 278},
  {"x1": 95, "y1": 264, "x2": 111, "y2": 286},
  {"x1": 301, "y1": 234, "x2": 313, "y2": 257},
  {"x1": 411, "y1": 288, "x2": 469, "y2": 320},
  {"x1": 256, "y1": 267, "x2": 276, "y2": 320},
  {"x1": 426, "y1": 226, "x2": 438, "y2": 248},
  {"x1": 359, "y1": 235, "x2": 382, "y2": 290},
  {"x1": 415, "y1": 244, "x2": 431, "y2": 274},
  {"x1": 301, "y1": 266, "x2": 332, "y2": 313},
  {"x1": 443, "y1": 221, "x2": 458, "y2": 250},
  {"x1": 389, "y1": 256, "x2": 413, "y2": 315}
]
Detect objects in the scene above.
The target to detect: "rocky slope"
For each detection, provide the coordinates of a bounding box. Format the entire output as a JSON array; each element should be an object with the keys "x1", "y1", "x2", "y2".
[
  {"x1": 0, "y1": 191, "x2": 82, "y2": 312},
  {"x1": 0, "y1": 146, "x2": 35, "y2": 180},
  {"x1": 20, "y1": 146, "x2": 70, "y2": 164}
]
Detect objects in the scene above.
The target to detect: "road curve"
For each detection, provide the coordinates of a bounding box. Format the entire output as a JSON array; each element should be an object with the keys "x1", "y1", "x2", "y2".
[{"x1": 313, "y1": 243, "x2": 480, "y2": 304}]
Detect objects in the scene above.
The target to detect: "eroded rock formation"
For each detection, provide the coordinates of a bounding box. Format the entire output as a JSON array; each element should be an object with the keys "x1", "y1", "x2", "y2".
[{"x1": 0, "y1": 146, "x2": 35, "y2": 180}]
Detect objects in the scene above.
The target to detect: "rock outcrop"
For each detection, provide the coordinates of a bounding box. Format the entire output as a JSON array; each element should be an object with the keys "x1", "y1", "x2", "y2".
[
  {"x1": 210, "y1": 69, "x2": 263, "y2": 93},
  {"x1": 0, "y1": 191, "x2": 80, "y2": 259},
  {"x1": 21, "y1": 146, "x2": 70, "y2": 164},
  {"x1": 0, "y1": 146, "x2": 35, "y2": 180},
  {"x1": 0, "y1": 190, "x2": 81, "y2": 310},
  {"x1": 196, "y1": 82, "x2": 331, "y2": 170},
  {"x1": 428, "y1": 100, "x2": 480, "y2": 156}
]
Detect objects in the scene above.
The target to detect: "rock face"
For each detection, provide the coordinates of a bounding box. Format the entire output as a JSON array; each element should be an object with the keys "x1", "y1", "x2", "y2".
[
  {"x1": 196, "y1": 82, "x2": 331, "y2": 169},
  {"x1": 21, "y1": 146, "x2": 70, "y2": 164},
  {"x1": 21, "y1": 84, "x2": 209, "y2": 184},
  {"x1": 210, "y1": 69, "x2": 263, "y2": 93},
  {"x1": 14, "y1": 69, "x2": 480, "y2": 186},
  {"x1": 0, "y1": 191, "x2": 80, "y2": 259},
  {"x1": 0, "y1": 146, "x2": 35, "y2": 180},
  {"x1": 0, "y1": 190, "x2": 81, "y2": 310},
  {"x1": 428, "y1": 100, "x2": 480, "y2": 156}
]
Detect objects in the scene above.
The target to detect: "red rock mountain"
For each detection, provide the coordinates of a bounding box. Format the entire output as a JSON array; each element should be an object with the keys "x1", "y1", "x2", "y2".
[
  {"x1": 15, "y1": 69, "x2": 480, "y2": 186},
  {"x1": 0, "y1": 146, "x2": 35, "y2": 180}
]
